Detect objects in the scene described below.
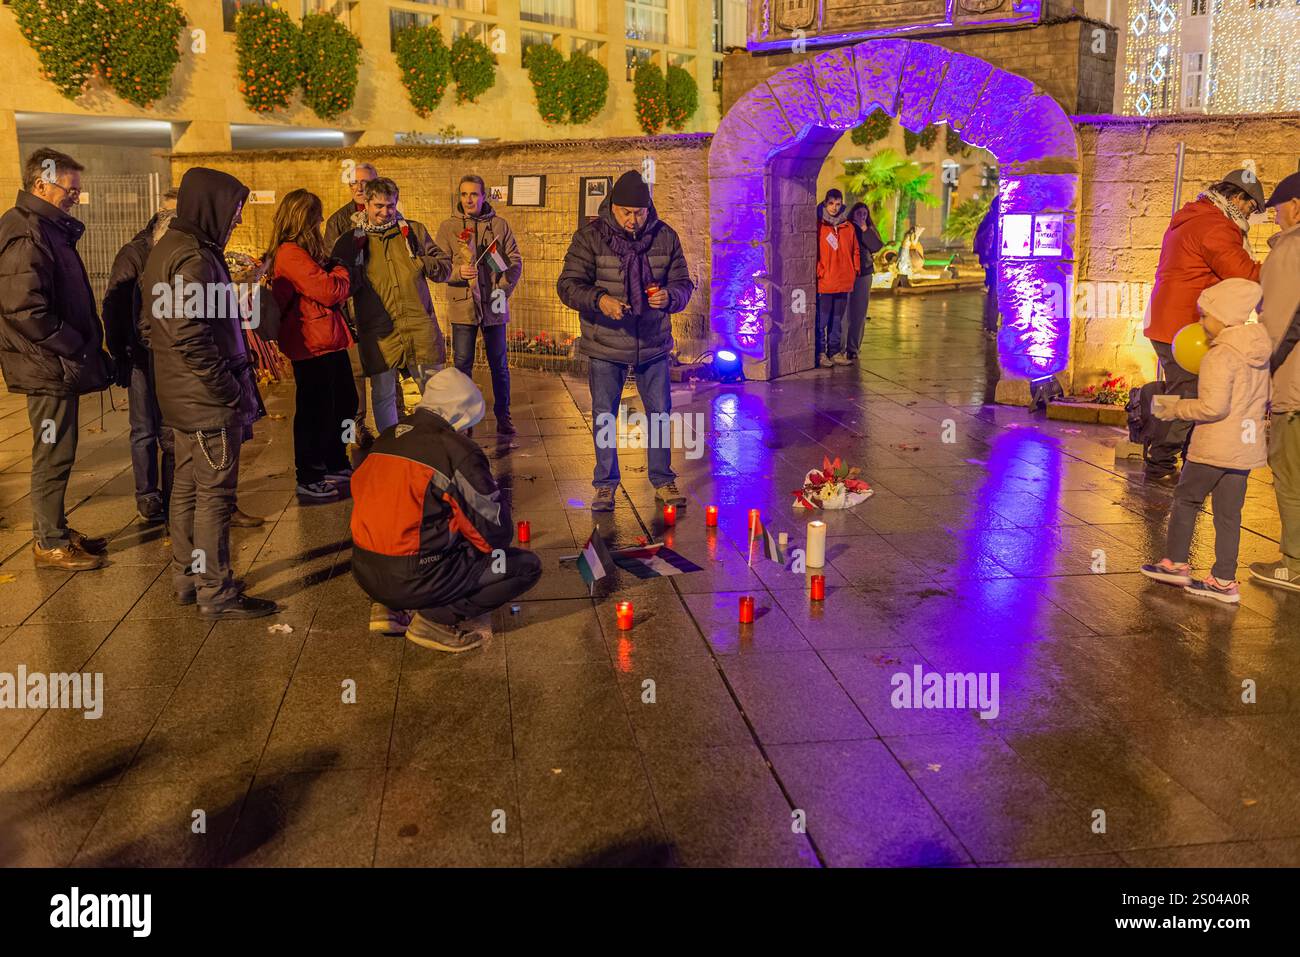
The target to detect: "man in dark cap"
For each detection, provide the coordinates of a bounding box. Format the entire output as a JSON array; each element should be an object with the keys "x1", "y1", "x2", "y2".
[
  {"x1": 1142, "y1": 168, "x2": 1263, "y2": 480},
  {"x1": 557, "y1": 169, "x2": 693, "y2": 513},
  {"x1": 1250, "y1": 172, "x2": 1300, "y2": 591},
  {"x1": 140, "y1": 166, "x2": 277, "y2": 620}
]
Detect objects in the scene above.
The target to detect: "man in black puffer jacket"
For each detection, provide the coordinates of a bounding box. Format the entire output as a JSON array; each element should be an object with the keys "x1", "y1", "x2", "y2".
[
  {"x1": 140, "y1": 166, "x2": 276, "y2": 620},
  {"x1": 0, "y1": 148, "x2": 113, "y2": 571},
  {"x1": 557, "y1": 170, "x2": 693, "y2": 513}
]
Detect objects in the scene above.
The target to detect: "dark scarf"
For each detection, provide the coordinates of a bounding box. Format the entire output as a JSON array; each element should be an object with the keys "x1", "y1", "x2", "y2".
[{"x1": 593, "y1": 217, "x2": 659, "y2": 317}]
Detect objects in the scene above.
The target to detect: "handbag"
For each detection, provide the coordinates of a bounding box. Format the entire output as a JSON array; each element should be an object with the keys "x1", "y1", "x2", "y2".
[{"x1": 248, "y1": 276, "x2": 284, "y2": 342}]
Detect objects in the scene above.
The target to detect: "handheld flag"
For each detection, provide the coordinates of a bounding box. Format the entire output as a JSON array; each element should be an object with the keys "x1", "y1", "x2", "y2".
[
  {"x1": 475, "y1": 239, "x2": 510, "y2": 274},
  {"x1": 761, "y1": 523, "x2": 785, "y2": 565}
]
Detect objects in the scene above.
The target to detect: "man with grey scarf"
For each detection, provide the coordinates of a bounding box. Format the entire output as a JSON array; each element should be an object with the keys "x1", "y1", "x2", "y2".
[{"x1": 1142, "y1": 169, "x2": 1263, "y2": 480}]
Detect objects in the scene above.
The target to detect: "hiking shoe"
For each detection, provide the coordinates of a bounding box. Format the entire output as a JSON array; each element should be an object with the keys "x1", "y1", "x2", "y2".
[
  {"x1": 654, "y1": 482, "x2": 687, "y2": 507},
  {"x1": 592, "y1": 486, "x2": 617, "y2": 512},
  {"x1": 818, "y1": 354, "x2": 834, "y2": 368},
  {"x1": 68, "y1": 529, "x2": 108, "y2": 555},
  {"x1": 32, "y1": 540, "x2": 104, "y2": 571},
  {"x1": 297, "y1": 481, "x2": 339, "y2": 501},
  {"x1": 831, "y1": 353, "x2": 852, "y2": 366},
  {"x1": 1248, "y1": 561, "x2": 1300, "y2": 592},
  {"x1": 1144, "y1": 466, "x2": 1178, "y2": 482},
  {"x1": 198, "y1": 593, "x2": 279, "y2": 620},
  {"x1": 137, "y1": 496, "x2": 165, "y2": 526},
  {"x1": 1184, "y1": 577, "x2": 1240, "y2": 604},
  {"x1": 230, "y1": 507, "x2": 265, "y2": 528},
  {"x1": 495, "y1": 414, "x2": 517, "y2": 436},
  {"x1": 370, "y1": 603, "x2": 412, "y2": 636},
  {"x1": 405, "y1": 612, "x2": 483, "y2": 653},
  {"x1": 1140, "y1": 559, "x2": 1192, "y2": 586}
]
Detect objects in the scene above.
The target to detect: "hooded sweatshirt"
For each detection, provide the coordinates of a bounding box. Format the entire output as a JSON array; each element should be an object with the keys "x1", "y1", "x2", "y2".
[
  {"x1": 433, "y1": 200, "x2": 523, "y2": 328},
  {"x1": 1145, "y1": 197, "x2": 1262, "y2": 344},
  {"x1": 350, "y1": 368, "x2": 507, "y2": 611},
  {"x1": 140, "y1": 167, "x2": 258, "y2": 433},
  {"x1": 1259, "y1": 221, "x2": 1300, "y2": 412},
  {"x1": 1167, "y1": 321, "x2": 1272, "y2": 470},
  {"x1": 817, "y1": 202, "x2": 859, "y2": 295}
]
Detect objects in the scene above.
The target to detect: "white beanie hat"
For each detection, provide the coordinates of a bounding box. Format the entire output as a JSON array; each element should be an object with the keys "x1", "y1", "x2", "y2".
[
  {"x1": 1198, "y1": 277, "x2": 1262, "y2": 327},
  {"x1": 416, "y1": 367, "x2": 485, "y2": 432}
]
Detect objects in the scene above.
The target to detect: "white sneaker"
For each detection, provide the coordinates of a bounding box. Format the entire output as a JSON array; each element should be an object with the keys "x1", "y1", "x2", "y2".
[{"x1": 297, "y1": 481, "x2": 339, "y2": 501}]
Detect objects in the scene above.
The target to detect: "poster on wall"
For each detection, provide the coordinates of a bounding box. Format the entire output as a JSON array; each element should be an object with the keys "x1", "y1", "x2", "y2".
[
  {"x1": 1000, "y1": 214, "x2": 1033, "y2": 258},
  {"x1": 578, "y1": 176, "x2": 612, "y2": 230},
  {"x1": 1032, "y1": 214, "x2": 1064, "y2": 257},
  {"x1": 508, "y1": 175, "x2": 547, "y2": 207},
  {"x1": 489, "y1": 185, "x2": 508, "y2": 204},
  {"x1": 1001, "y1": 213, "x2": 1065, "y2": 258}
]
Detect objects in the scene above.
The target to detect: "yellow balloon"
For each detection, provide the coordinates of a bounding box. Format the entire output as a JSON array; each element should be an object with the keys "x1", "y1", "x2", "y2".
[{"x1": 1172, "y1": 322, "x2": 1210, "y2": 375}]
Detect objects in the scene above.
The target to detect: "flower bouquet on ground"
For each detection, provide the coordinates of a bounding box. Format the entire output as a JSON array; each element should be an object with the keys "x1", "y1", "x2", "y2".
[{"x1": 792, "y1": 456, "x2": 873, "y2": 510}]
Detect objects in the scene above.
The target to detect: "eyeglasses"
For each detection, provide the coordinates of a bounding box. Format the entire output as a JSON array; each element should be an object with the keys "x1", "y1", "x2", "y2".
[{"x1": 44, "y1": 180, "x2": 81, "y2": 199}]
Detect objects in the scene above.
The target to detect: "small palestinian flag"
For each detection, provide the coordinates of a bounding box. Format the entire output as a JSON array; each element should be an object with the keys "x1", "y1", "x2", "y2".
[
  {"x1": 577, "y1": 529, "x2": 614, "y2": 587},
  {"x1": 761, "y1": 523, "x2": 784, "y2": 564},
  {"x1": 612, "y1": 544, "x2": 704, "y2": 579},
  {"x1": 481, "y1": 239, "x2": 509, "y2": 274}
]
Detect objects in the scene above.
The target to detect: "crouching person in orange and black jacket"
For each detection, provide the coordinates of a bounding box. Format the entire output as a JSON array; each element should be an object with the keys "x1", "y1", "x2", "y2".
[{"x1": 350, "y1": 367, "x2": 541, "y2": 652}]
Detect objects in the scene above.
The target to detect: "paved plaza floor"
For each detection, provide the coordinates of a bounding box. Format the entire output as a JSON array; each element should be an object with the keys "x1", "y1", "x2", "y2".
[{"x1": 1, "y1": 291, "x2": 1297, "y2": 867}]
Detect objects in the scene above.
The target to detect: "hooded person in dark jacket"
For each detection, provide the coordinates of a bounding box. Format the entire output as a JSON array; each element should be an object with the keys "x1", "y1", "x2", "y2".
[
  {"x1": 350, "y1": 368, "x2": 541, "y2": 651},
  {"x1": 140, "y1": 166, "x2": 277, "y2": 620},
  {"x1": 103, "y1": 207, "x2": 176, "y2": 525},
  {"x1": 0, "y1": 148, "x2": 113, "y2": 571},
  {"x1": 556, "y1": 170, "x2": 693, "y2": 513}
]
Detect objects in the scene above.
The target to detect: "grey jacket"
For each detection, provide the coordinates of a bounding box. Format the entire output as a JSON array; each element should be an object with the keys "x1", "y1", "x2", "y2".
[
  {"x1": 1261, "y1": 223, "x2": 1300, "y2": 412},
  {"x1": 432, "y1": 202, "x2": 522, "y2": 327},
  {"x1": 556, "y1": 196, "x2": 693, "y2": 366}
]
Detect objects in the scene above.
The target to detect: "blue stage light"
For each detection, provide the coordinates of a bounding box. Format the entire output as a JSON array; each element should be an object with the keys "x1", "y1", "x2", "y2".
[{"x1": 713, "y1": 349, "x2": 744, "y2": 383}]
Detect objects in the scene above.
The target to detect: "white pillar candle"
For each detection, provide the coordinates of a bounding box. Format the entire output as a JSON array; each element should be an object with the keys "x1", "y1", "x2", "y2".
[
  {"x1": 806, "y1": 521, "x2": 826, "y2": 568},
  {"x1": 778, "y1": 532, "x2": 788, "y2": 549}
]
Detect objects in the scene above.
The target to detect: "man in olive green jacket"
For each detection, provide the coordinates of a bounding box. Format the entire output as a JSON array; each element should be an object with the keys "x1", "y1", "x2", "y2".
[
  {"x1": 433, "y1": 174, "x2": 522, "y2": 434},
  {"x1": 330, "y1": 177, "x2": 450, "y2": 433}
]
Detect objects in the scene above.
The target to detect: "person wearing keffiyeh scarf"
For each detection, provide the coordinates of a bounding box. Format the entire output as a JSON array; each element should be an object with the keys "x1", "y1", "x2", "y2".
[{"x1": 328, "y1": 177, "x2": 451, "y2": 434}]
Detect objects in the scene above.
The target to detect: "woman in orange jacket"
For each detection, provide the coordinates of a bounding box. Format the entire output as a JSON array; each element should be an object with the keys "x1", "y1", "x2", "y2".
[{"x1": 815, "y1": 189, "x2": 860, "y2": 367}]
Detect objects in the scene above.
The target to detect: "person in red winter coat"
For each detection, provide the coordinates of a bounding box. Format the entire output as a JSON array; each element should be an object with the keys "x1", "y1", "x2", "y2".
[
  {"x1": 265, "y1": 189, "x2": 358, "y2": 502},
  {"x1": 815, "y1": 189, "x2": 860, "y2": 367},
  {"x1": 1143, "y1": 169, "x2": 1264, "y2": 479}
]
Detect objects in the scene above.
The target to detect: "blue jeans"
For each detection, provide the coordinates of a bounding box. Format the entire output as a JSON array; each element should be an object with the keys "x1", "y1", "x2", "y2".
[
  {"x1": 127, "y1": 364, "x2": 169, "y2": 509},
  {"x1": 452, "y1": 323, "x2": 510, "y2": 419},
  {"x1": 588, "y1": 354, "x2": 675, "y2": 489},
  {"x1": 372, "y1": 363, "x2": 439, "y2": 434},
  {"x1": 816, "y1": 292, "x2": 850, "y2": 358}
]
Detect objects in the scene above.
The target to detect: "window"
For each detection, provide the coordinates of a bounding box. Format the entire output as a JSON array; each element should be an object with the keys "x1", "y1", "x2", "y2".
[
  {"x1": 1188, "y1": 0, "x2": 1207, "y2": 13},
  {"x1": 713, "y1": 0, "x2": 746, "y2": 52},
  {"x1": 521, "y1": 0, "x2": 577, "y2": 28},
  {"x1": 626, "y1": 0, "x2": 667, "y2": 44},
  {"x1": 451, "y1": 17, "x2": 494, "y2": 42},
  {"x1": 442, "y1": 0, "x2": 490, "y2": 9},
  {"x1": 668, "y1": 52, "x2": 693, "y2": 69},
  {"x1": 390, "y1": 10, "x2": 434, "y2": 52},
  {"x1": 626, "y1": 45, "x2": 654, "y2": 81},
  {"x1": 224, "y1": 0, "x2": 269, "y2": 32},
  {"x1": 521, "y1": 29, "x2": 556, "y2": 67},
  {"x1": 572, "y1": 37, "x2": 605, "y2": 59},
  {"x1": 1182, "y1": 51, "x2": 1205, "y2": 108},
  {"x1": 1243, "y1": 46, "x2": 1280, "y2": 107}
]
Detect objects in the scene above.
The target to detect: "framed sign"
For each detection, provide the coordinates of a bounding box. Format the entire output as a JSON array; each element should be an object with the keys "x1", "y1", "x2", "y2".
[
  {"x1": 508, "y1": 175, "x2": 547, "y2": 207},
  {"x1": 578, "y1": 176, "x2": 612, "y2": 230}
]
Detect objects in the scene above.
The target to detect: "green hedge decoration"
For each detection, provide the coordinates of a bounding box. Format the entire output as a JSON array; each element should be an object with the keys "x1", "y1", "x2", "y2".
[
  {"x1": 235, "y1": 4, "x2": 301, "y2": 113},
  {"x1": 633, "y1": 60, "x2": 667, "y2": 135},
  {"x1": 566, "y1": 51, "x2": 609, "y2": 125},
  {"x1": 664, "y1": 64, "x2": 698, "y2": 131},
  {"x1": 12, "y1": 0, "x2": 185, "y2": 108},
  {"x1": 850, "y1": 111, "x2": 891, "y2": 148},
  {"x1": 395, "y1": 25, "x2": 452, "y2": 118},
  {"x1": 450, "y1": 33, "x2": 496, "y2": 104},
  {"x1": 525, "y1": 43, "x2": 567, "y2": 124},
  {"x1": 299, "y1": 13, "x2": 361, "y2": 119}
]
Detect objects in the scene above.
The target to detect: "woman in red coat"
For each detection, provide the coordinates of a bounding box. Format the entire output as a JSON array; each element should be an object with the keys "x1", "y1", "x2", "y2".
[{"x1": 266, "y1": 189, "x2": 358, "y2": 501}]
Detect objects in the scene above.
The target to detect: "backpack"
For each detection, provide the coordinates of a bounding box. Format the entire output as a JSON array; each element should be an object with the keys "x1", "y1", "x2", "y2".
[{"x1": 1126, "y1": 380, "x2": 1164, "y2": 445}]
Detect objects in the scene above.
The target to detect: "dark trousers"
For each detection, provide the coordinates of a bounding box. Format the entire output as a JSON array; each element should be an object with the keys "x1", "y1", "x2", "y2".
[
  {"x1": 816, "y1": 291, "x2": 850, "y2": 359},
  {"x1": 420, "y1": 547, "x2": 542, "y2": 626},
  {"x1": 26, "y1": 393, "x2": 79, "y2": 549},
  {"x1": 347, "y1": 343, "x2": 369, "y2": 434},
  {"x1": 291, "y1": 350, "x2": 358, "y2": 485},
  {"x1": 1165, "y1": 461, "x2": 1248, "y2": 581},
  {"x1": 983, "y1": 269, "x2": 1000, "y2": 333},
  {"x1": 170, "y1": 427, "x2": 241, "y2": 604},
  {"x1": 127, "y1": 364, "x2": 171, "y2": 510},
  {"x1": 846, "y1": 275, "x2": 872, "y2": 357},
  {"x1": 588, "y1": 353, "x2": 674, "y2": 489},
  {"x1": 1146, "y1": 339, "x2": 1199, "y2": 472},
  {"x1": 452, "y1": 322, "x2": 511, "y2": 420}
]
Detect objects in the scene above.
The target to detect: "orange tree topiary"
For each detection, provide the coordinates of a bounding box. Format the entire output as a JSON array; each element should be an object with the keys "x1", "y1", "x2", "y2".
[
  {"x1": 633, "y1": 60, "x2": 667, "y2": 135},
  {"x1": 235, "y1": 4, "x2": 302, "y2": 113},
  {"x1": 395, "y1": 24, "x2": 452, "y2": 117}
]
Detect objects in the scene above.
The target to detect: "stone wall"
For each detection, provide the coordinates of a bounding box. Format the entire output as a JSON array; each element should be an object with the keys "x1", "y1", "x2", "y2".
[
  {"x1": 1070, "y1": 113, "x2": 1300, "y2": 390},
  {"x1": 169, "y1": 135, "x2": 714, "y2": 366}
]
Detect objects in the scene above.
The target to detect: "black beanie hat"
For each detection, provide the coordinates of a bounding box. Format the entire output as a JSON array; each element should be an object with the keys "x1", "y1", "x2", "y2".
[{"x1": 611, "y1": 170, "x2": 651, "y2": 207}]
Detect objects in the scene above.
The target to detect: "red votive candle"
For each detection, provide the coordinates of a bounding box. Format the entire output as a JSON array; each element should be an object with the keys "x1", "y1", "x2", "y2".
[
  {"x1": 663, "y1": 504, "x2": 676, "y2": 526},
  {"x1": 748, "y1": 509, "x2": 761, "y2": 533},
  {"x1": 705, "y1": 504, "x2": 718, "y2": 527},
  {"x1": 516, "y1": 520, "x2": 531, "y2": 544},
  {"x1": 810, "y1": 574, "x2": 826, "y2": 601},
  {"x1": 616, "y1": 601, "x2": 634, "y2": 630},
  {"x1": 738, "y1": 595, "x2": 755, "y2": 624}
]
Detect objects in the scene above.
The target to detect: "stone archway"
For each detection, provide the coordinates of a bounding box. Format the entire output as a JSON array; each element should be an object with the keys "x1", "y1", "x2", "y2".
[{"x1": 709, "y1": 39, "x2": 1080, "y2": 385}]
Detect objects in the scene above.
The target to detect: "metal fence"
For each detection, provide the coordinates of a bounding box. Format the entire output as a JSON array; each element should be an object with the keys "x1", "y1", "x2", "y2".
[{"x1": 70, "y1": 173, "x2": 161, "y2": 304}]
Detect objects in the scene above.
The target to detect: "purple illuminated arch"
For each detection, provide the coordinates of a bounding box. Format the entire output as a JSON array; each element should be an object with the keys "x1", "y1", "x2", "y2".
[{"x1": 709, "y1": 39, "x2": 1080, "y2": 382}]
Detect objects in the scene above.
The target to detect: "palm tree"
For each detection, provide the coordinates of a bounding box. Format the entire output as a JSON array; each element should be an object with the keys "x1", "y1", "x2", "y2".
[
  {"x1": 942, "y1": 192, "x2": 994, "y2": 244},
  {"x1": 839, "y1": 148, "x2": 940, "y2": 244}
]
